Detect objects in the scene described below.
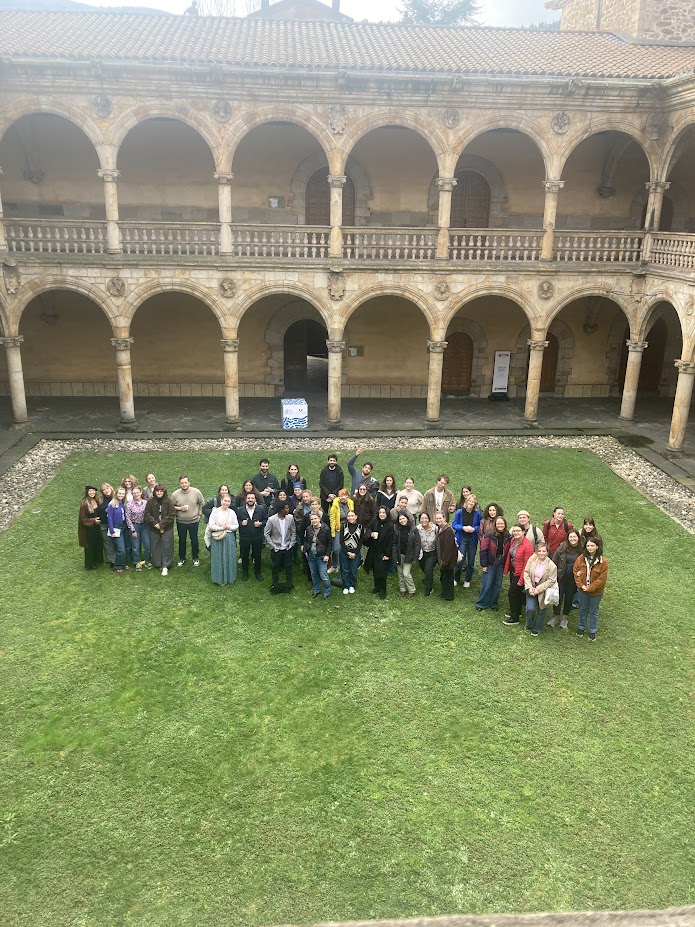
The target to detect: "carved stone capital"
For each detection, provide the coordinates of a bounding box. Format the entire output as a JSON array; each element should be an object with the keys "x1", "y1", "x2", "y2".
[
  {"x1": 0, "y1": 335, "x2": 24, "y2": 348},
  {"x1": 327, "y1": 174, "x2": 347, "y2": 188},
  {"x1": 427, "y1": 340, "x2": 448, "y2": 353},
  {"x1": 98, "y1": 169, "x2": 121, "y2": 183},
  {"x1": 326, "y1": 340, "x2": 346, "y2": 353},
  {"x1": 436, "y1": 177, "x2": 458, "y2": 193},
  {"x1": 645, "y1": 181, "x2": 671, "y2": 195},
  {"x1": 527, "y1": 339, "x2": 549, "y2": 352},
  {"x1": 214, "y1": 172, "x2": 234, "y2": 184},
  {"x1": 542, "y1": 180, "x2": 565, "y2": 195},
  {"x1": 674, "y1": 360, "x2": 695, "y2": 375},
  {"x1": 111, "y1": 337, "x2": 133, "y2": 351},
  {"x1": 106, "y1": 277, "x2": 126, "y2": 297},
  {"x1": 221, "y1": 339, "x2": 239, "y2": 353},
  {"x1": 626, "y1": 340, "x2": 648, "y2": 353}
]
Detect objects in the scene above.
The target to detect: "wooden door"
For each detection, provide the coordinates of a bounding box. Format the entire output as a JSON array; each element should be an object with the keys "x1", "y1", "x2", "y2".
[
  {"x1": 451, "y1": 171, "x2": 491, "y2": 228},
  {"x1": 540, "y1": 332, "x2": 559, "y2": 393},
  {"x1": 306, "y1": 169, "x2": 355, "y2": 225},
  {"x1": 284, "y1": 321, "x2": 308, "y2": 388},
  {"x1": 442, "y1": 332, "x2": 473, "y2": 394}
]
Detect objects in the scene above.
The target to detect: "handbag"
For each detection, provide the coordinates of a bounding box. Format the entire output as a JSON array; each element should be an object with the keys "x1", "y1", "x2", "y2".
[
  {"x1": 545, "y1": 581, "x2": 560, "y2": 606},
  {"x1": 211, "y1": 528, "x2": 227, "y2": 541}
]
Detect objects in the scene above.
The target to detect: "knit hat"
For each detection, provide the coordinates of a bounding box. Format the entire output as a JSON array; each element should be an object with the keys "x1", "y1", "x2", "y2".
[{"x1": 85, "y1": 485, "x2": 98, "y2": 494}]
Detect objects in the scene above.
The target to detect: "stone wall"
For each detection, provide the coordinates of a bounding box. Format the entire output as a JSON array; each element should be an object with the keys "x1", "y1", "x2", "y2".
[
  {"x1": 559, "y1": 0, "x2": 695, "y2": 41},
  {"x1": 642, "y1": 0, "x2": 695, "y2": 42}
]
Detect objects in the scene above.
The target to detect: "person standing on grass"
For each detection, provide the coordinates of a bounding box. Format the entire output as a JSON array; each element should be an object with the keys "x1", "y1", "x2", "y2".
[
  {"x1": 252, "y1": 458, "x2": 280, "y2": 506},
  {"x1": 542, "y1": 506, "x2": 574, "y2": 556},
  {"x1": 347, "y1": 447, "x2": 379, "y2": 497},
  {"x1": 393, "y1": 510, "x2": 421, "y2": 598},
  {"x1": 236, "y1": 491, "x2": 268, "y2": 582},
  {"x1": 145, "y1": 483, "x2": 176, "y2": 576},
  {"x1": 479, "y1": 502, "x2": 504, "y2": 540},
  {"x1": 303, "y1": 511, "x2": 332, "y2": 599},
  {"x1": 376, "y1": 475, "x2": 398, "y2": 512},
  {"x1": 503, "y1": 524, "x2": 534, "y2": 626},
  {"x1": 339, "y1": 509, "x2": 363, "y2": 594},
  {"x1": 206, "y1": 493, "x2": 239, "y2": 587},
  {"x1": 319, "y1": 454, "x2": 344, "y2": 514},
  {"x1": 329, "y1": 488, "x2": 354, "y2": 574},
  {"x1": 108, "y1": 486, "x2": 130, "y2": 573},
  {"x1": 476, "y1": 516, "x2": 511, "y2": 612},
  {"x1": 96, "y1": 482, "x2": 116, "y2": 568},
  {"x1": 120, "y1": 474, "x2": 138, "y2": 504},
  {"x1": 203, "y1": 484, "x2": 232, "y2": 523},
  {"x1": 78, "y1": 485, "x2": 103, "y2": 570},
  {"x1": 264, "y1": 501, "x2": 296, "y2": 593},
  {"x1": 280, "y1": 463, "x2": 307, "y2": 497},
  {"x1": 517, "y1": 510, "x2": 543, "y2": 549},
  {"x1": 400, "y1": 476, "x2": 424, "y2": 520},
  {"x1": 423, "y1": 474, "x2": 455, "y2": 523},
  {"x1": 364, "y1": 505, "x2": 394, "y2": 600},
  {"x1": 142, "y1": 472, "x2": 157, "y2": 501},
  {"x1": 353, "y1": 482, "x2": 376, "y2": 532},
  {"x1": 549, "y1": 529, "x2": 583, "y2": 628},
  {"x1": 126, "y1": 484, "x2": 152, "y2": 570},
  {"x1": 523, "y1": 542, "x2": 558, "y2": 636},
  {"x1": 452, "y1": 493, "x2": 481, "y2": 588},
  {"x1": 435, "y1": 511, "x2": 457, "y2": 601},
  {"x1": 417, "y1": 511, "x2": 438, "y2": 597},
  {"x1": 171, "y1": 475, "x2": 204, "y2": 568},
  {"x1": 574, "y1": 537, "x2": 608, "y2": 642}
]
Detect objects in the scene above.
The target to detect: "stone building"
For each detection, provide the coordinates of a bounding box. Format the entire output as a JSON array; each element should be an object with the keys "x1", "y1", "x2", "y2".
[{"x1": 0, "y1": 0, "x2": 694, "y2": 446}]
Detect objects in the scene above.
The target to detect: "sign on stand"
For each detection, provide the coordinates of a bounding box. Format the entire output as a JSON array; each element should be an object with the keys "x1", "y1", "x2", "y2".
[
  {"x1": 491, "y1": 351, "x2": 511, "y2": 395},
  {"x1": 281, "y1": 398, "x2": 308, "y2": 429}
]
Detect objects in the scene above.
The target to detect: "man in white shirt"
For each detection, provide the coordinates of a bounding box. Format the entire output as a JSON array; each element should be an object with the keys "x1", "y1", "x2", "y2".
[{"x1": 263, "y1": 501, "x2": 297, "y2": 592}]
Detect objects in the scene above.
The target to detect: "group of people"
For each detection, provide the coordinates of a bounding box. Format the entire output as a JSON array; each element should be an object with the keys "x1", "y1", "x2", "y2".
[{"x1": 78, "y1": 449, "x2": 609, "y2": 640}]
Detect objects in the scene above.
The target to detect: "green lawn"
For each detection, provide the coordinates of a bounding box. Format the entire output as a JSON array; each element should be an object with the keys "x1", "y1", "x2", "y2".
[{"x1": 1, "y1": 448, "x2": 693, "y2": 927}]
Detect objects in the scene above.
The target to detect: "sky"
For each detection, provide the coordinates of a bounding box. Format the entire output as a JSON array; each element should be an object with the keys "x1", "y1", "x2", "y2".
[{"x1": 80, "y1": 0, "x2": 561, "y2": 29}]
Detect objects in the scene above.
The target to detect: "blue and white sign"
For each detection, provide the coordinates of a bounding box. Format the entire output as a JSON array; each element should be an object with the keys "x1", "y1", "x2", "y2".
[{"x1": 281, "y1": 398, "x2": 308, "y2": 429}]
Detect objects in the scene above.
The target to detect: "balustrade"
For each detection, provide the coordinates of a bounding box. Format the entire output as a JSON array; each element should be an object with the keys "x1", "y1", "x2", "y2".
[
  {"x1": 7, "y1": 221, "x2": 107, "y2": 254},
  {"x1": 121, "y1": 223, "x2": 218, "y2": 256},
  {"x1": 555, "y1": 232, "x2": 644, "y2": 263},
  {"x1": 231, "y1": 225, "x2": 328, "y2": 259},
  {"x1": 343, "y1": 228, "x2": 438, "y2": 260},
  {"x1": 649, "y1": 233, "x2": 695, "y2": 270},
  {"x1": 448, "y1": 229, "x2": 542, "y2": 262}
]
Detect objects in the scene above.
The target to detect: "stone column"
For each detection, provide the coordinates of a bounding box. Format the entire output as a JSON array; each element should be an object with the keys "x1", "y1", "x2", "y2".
[
  {"x1": 98, "y1": 169, "x2": 122, "y2": 254},
  {"x1": 644, "y1": 180, "x2": 671, "y2": 231},
  {"x1": 668, "y1": 360, "x2": 695, "y2": 451},
  {"x1": 221, "y1": 338, "x2": 240, "y2": 425},
  {"x1": 326, "y1": 339, "x2": 345, "y2": 424},
  {"x1": 327, "y1": 174, "x2": 346, "y2": 259},
  {"x1": 0, "y1": 335, "x2": 28, "y2": 424},
  {"x1": 111, "y1": 336, "x2": 136, "y2": 429},
  {"x1": 541, "y1": 180, "x2": 564, "y2": 261},
  {"x1": 0, "y1": 166, "x2": 7, "y2": 253},
  {"x1": 619, "y1": 340, "x2": 648, "y2": 421},
  {"x1": 214, "y1": 172, "x2": 234, "y2": 256},
  {"x1": 524, "y1": 339, "x2": 548, "y2": 422},
  {"x1": 426, "y1": 340, "x2": 448, "y2": 422},
  {"x1": 436, "y1": 177, "x2": 457, "y2": 260}
]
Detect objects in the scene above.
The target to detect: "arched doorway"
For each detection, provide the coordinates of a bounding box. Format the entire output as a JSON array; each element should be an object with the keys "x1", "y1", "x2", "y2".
[
  {"x1": 283, "y1": 319, "x2": 328, "y2": 393},
  {"x1": 305, "y1": 169, "x2": 355, "y2": 225},
  {"x1": 442, "y1": 332, "x2": 473, "y2": 394},
  {"x1": 618, "y1": 318, "x2": 667, "y2": 393},
  {"x1": 451, "y1": 171, "x2": 491, "y2": 228}
]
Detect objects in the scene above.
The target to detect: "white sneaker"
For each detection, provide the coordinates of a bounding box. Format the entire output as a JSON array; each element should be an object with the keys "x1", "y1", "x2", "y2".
[
  {"x1": 162, "y1": 567, "x2": 168, "y2": 576},
  {"x1": 193, "y1": 559, "x2": 200, "y2": 567},
  {"x1": 177, "y1": 560, "x2": 184, "y2": 567},
  {"x1": 463, "y1": 581, "x2": 471, "y2": 588},
  {"x1": 327, "y1": 566, "x2": 337, "y2": 574},
  {"x1": 343, "y1": 587, "x2": 350, "y2": 595},
  {"x1": 453, "y1": 580, "x2": 458, "y2": 587},
  {"x1": 349, "y1": 586, "x2": 355, "y2": 594}
]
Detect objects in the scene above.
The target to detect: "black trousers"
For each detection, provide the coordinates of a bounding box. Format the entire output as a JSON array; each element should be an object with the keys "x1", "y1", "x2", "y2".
[
  {"x1": 440, "y1": 567, "x2": 455, "y2": 600},
  {"x1": 240, "y1": 539, "x2": 263, "y2": 576},
  {"x1": 508, "y1": 574, "x2": 525, "y2": 620},
  {"x1": 270, "y1": 548, "x2": 293, "y2": 587},
  {"x1": 419, "y1": 550, "x2": 437, "y2": 593}
]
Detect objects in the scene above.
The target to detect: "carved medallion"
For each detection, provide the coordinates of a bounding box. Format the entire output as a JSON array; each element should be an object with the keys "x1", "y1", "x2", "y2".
[
  {"x1": 443, "y1": 108, "x2": 460, "y2": 129},
  {"x1": 684, "y1": 296, "x2": 694, "y2": 317},
  {"x1": 434, "y1": 281, "x2": 450, "y2": 301},
  {"x1": 537, "y1": 280, "x2": 555, "y2": 300},
  {"x1": 212, "y1": 99, "x2": 233, "y2": 122},
  {"x1": 2, "y1": 263, "x2": 20, "y2": 295},
  {"x1": 551, "y1": 112, "x2": 570, "y2": 135},
  {"x1": 107, "y1": 277, "x2": 126, "y2": 297},
  {"x1": 328, "y1": 271, "x2": 345, "y2": 301},
  {"x1": 93, "y1": 95, "x2": 113, "y2": 118},
  {"x1": 328, "y1": 104, "x2": 347, "y2": 135},
  {"x1": 219, "y1": 278, "x2": 236, "y2": 298}
]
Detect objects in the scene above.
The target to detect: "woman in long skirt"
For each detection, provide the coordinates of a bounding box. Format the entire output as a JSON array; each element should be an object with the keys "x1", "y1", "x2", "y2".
[
  {"x1": 78, "y1": 485, "x2": 103, "y2": 570},
  {"x1": 207, "y1": 493, "x2": 239, "y2": 586}
]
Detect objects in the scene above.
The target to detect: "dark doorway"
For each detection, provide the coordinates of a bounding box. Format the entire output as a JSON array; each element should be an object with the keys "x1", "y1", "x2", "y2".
[
  {"x1": 540, "y1": 332, "x2": 559, "y2": 393},
  {"x1": 306, "y1": 169, "x2": 356, "y2": 226},
  {"x1": 283, "y1": 319, "x2": 328, "y2": 393},
  {"x1": 442, "y1": 332, "x2": 473, "y2": 394},
  {"x1": 451, "y1": 171, "x2": 491, "y2": 228},
  {"x1": 618, "y1": 319, "x2": 667, "y2": 393}
]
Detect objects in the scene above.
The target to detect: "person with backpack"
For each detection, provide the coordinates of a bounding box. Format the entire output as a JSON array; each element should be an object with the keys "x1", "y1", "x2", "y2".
[
  {"x1": 542, "y1": 506, "x2": 574, "y2": 555},
  {"x1": 517, "y1": 510, "x2": 543, "y2": 549}
]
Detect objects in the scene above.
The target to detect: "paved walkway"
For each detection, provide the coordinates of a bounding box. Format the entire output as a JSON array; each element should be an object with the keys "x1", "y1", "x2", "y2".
[{"x1": 1, "y1": 394, "x2": 693, "y2": 485}]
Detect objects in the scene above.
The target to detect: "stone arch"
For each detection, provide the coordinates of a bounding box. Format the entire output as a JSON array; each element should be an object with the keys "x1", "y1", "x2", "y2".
[
  {"x1": 224, "y1": 106, "x2": 337, "y2": 174},
  {"x1": 289, "y1": 150, "x2": 371, "y2": 226},
  {"x1": 513, "y1": 317, "x2": 575, "y2": 397},
  {"x1": 629, "y1": 183, "x2": 688, "y2": 232},
  {"x1": 125, "y1": 279, "x2": 229, "y2": 331},
  {"x1": 450, "y1": 115, "x2": 552, "y2": 177},
  {"x1": 427, "y1": 155, "x2": 507, "y2": 226},
  {"x1": 13, "y1": 276, "x2": 116, "y2": 332},
  {"x1": 545, "y1": 286, "x2": 635, "y2": 333},
  {"x1": 444, "y1": 285, "x2": 537, "y2": 333},
  {"x1": 340, "y1": 111, "x2": 448, "y2": 175},
  {"x1": 637, "y1": 295, "x2": 685, "y2": 344},
  {"x1": 263, "y1": 300, "x2": 327, "y2": 394},
  {"x1": 443, "y1": 316, "x2": 488, "y2": 397},
  {"x1": 108, "y1": 105, "x2": 221, "y2": 170},
  {"x1": 0, "y1": 103, "x2": 105, "y2": 161},
  {"x1": 659, "y1": 118, "x2": 695, "y2": 178},
  {"x1": 0, "y1": 294, "x2": 9, "y2": 336},
  {"x1": 340, "y1": 285, "x2": 437, "y2": 339},
  {"x1": 234, "y1": 283, "x2": 332, "y2": 334},
  {"x1": 558, "y1": 121, "x2": 656, "y2": 181}
]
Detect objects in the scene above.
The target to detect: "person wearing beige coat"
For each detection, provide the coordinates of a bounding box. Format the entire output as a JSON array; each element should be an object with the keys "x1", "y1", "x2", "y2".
[{"x1": 523, "y1": 542, "x2": 558, "y2": 636}]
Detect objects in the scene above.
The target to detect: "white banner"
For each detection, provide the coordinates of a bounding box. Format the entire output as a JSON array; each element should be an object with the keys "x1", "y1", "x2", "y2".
[
  {"x1": 492, "y1": 351, "x2": 511, "y2": 393},
  {"x1": 281, "y1": 398, "x2": 308, "y2": 429}
]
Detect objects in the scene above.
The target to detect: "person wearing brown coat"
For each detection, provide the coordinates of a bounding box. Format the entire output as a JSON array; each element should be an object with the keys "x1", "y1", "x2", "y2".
[
  {"x1": 145, "y1": 484, "x2": 176, "y2": 575},
  {"x1": 435, "y1": 511, "x2": 457, "y2": 601},
  {"x1": 573, "y1": 536, "x2": 608, "y2": 641},
  {"x1": 78, "y1": 485, "x2": 103, "y2": 570}
]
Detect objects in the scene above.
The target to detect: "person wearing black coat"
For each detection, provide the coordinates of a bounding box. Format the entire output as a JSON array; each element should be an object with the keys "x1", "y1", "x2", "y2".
[
  {"x1": 319, "y1": 455, "x2": 344, "y2": 514},
  {"x1": 302, "y1": 513, "x2": 333, "y2": 599},
  {"x1": 235, "y1": 491, "x2": 268, "y2": 581},
  {"x1": 393, "y1": 511, "x2": 421, "y2": 598},
  {"x1": 363, "y1": 506, "x2": 394, "y2": 599}
]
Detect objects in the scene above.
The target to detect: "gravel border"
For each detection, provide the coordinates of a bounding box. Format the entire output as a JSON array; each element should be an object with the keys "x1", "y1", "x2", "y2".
[{"x1": 1, "y1": 435, "x2": 694, "y2": 535}]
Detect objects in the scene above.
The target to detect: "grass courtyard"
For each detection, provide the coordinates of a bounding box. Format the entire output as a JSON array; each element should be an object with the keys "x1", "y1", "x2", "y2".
[{"x1": 0, "y1": 446, "x2": 693, "y2": 927}]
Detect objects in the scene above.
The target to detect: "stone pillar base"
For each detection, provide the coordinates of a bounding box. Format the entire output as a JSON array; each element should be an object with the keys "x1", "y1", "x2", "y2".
[
  {"x1": 223, "y1": 419, "x2": 242, "y2": 431},
  {"x1": 118, "y1": 419, "x2": 138, "y2": 432}
]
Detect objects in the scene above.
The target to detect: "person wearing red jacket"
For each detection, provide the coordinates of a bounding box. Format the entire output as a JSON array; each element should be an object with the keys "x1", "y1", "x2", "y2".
[
  {"x1": 502, "y1": 524, "x2": 534, "y2": 625},
  {"x1": 542, "y1": 506, "x2": 574, "y2": 555}
]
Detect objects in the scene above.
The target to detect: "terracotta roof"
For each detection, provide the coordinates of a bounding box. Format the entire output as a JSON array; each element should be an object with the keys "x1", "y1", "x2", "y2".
[{"x1": 1, "y1": 10, "x2": 695, "y2": 79}]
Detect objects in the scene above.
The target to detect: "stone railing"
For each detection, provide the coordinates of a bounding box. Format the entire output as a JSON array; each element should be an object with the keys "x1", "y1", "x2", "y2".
[
  {"x1": 649, "y1": 233, "x2": 695, "y2": 270},
  {"x1": 555, "y1": 231, "x2": 644, "y2": 263},
  {"x1": 343, "y1": 228, "x2": 438, "y2": 260},
  {"x1": 231, "y1": 225, "x2": 329, "y2": 258},
  {"x1": 121, "y1": 223, "x2": 219, "y2": 256},
  {"x1": 449, "y1": 229, "x2": 543, "y2": 261},
  {"x1": 6, "y1": 221, "x2": 108, "y2": 254}
]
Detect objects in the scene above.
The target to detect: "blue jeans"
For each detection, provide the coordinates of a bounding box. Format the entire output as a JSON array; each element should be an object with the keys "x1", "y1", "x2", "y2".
[
  {"x1": 455, "y1": 534, "x2": 478, "y2": 583},
  {"x1": 525, "y1": 593, "x2": 547, "y2": 633},
  {"x1": 475, "y1": 558, "x2": 503, "y2": 609},
  {"x1": 332, "y1": 533, "x2": 341, "y2": 568},
  {"x1": 177, "y1": 521, "x2": 199, "y2": 561},
  {"x1": 307, "y1": 554, "x2": 331, "y2": 596},
  {"x1": 339, "y1": 549, "x2": 361, "y2": 589},
  {"x1": 112, "y1": 529, "x2": 131, "y2": 570},
  {"x1": 131, "y1": 522, "x2": 151, "y2": 564},
  {"x1": 577, "y1": 591, "x2": 603, "y2": 634}
]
